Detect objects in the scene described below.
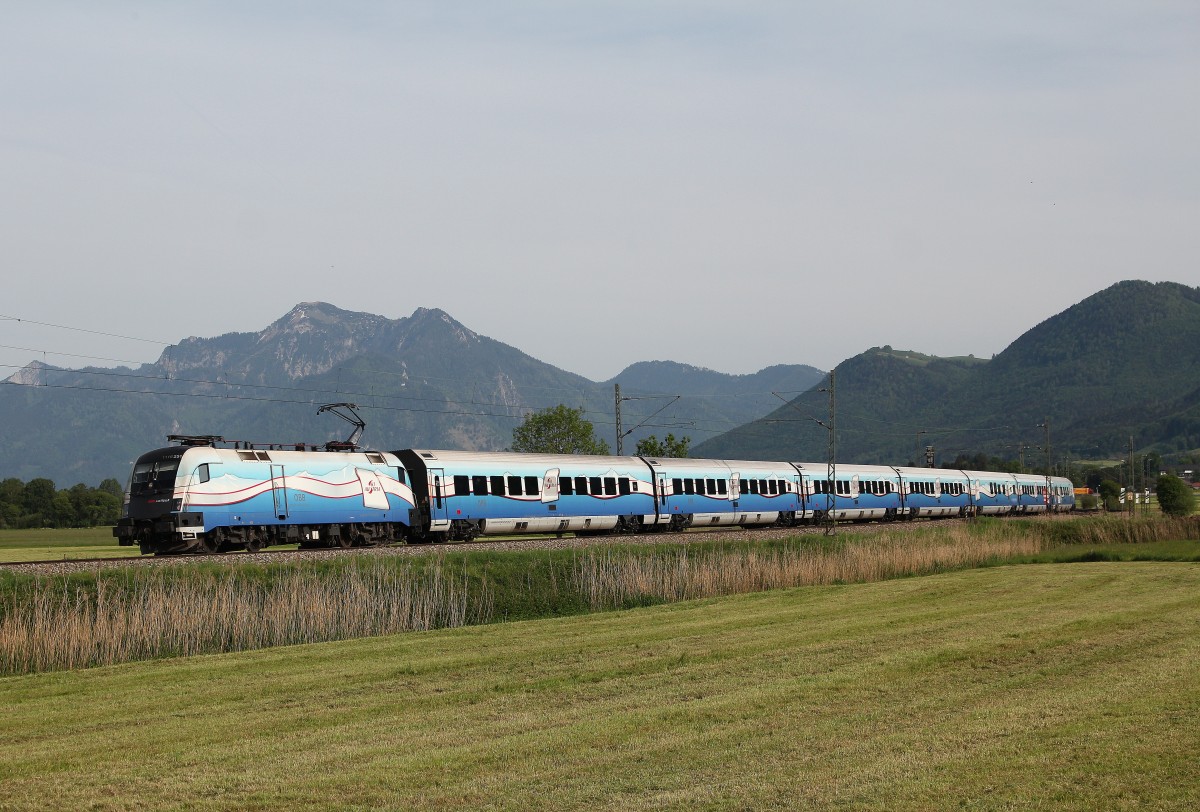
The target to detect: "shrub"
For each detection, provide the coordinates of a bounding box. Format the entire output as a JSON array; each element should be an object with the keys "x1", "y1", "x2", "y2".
[
  {"x1": 1098, "y1": 479, "x2": 1122, "y2": 511},
  {"x1": 1156, "y1": 475, "x2": 1196, "y2": 517}
]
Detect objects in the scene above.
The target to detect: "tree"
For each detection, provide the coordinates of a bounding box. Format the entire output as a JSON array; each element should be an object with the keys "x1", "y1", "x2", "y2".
[
  {"x1": 512, "y1": 405, "x2": 610, "y2": 455},
  {"x1": 1156, "y1": 475, "x2": 1196, "y2": 517},
  {"x1": 635, "y1": 433, "x2": 691, "y2": 458},
  {"x1": 1097, "y1": 479, "x2": 1122, "y2": 512},
  {"x1": 98, "y1": 478, "x2": 124, "y2": 499},
  {"x1": 22, "y1": 478, "x2": 57, "y2": 526}
]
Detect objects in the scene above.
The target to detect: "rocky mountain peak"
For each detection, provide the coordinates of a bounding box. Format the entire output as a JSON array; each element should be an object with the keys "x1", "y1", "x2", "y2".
[
  {"x1": 404, "y1": 307, "x2": 480, "y2": 345},
  {"x1": 2, "y1": 360, "x2": 60, "y2": 386}
]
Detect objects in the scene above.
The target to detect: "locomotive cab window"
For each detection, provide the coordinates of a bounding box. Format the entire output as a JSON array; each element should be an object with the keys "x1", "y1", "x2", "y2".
[
  {"x1": 131, "y1": 458, "x2": 180, "y2": 495},
  {"x1": 196, "y1": 464, "x2": 210, "y2": 484}
]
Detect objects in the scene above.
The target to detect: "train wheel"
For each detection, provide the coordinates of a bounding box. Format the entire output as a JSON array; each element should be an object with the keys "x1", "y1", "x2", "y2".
[
  {"x1": 198, "y1": 533, "x2": 221, "y2": 555},
  {"x1": 246, "y1": 538, "x2": 263, "y2": 554}
]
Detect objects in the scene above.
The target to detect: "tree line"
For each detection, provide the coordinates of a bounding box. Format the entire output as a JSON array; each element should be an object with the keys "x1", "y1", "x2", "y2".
[{"x1": 0, "y1": 478, "x2": 124, "y2": 529}]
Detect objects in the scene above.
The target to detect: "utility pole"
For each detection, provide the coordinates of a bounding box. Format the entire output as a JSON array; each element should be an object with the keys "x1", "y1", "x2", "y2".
[
  {"x1": 826, "y1": 370, "x2": 836, "y2": 537},
  {"x1": 614, "y1": 386, "x2": 682, "y2": 457},
  {"x1": 1129, "y1": 435, "x2": 1136, "y2": 518},
  {"x1": 916, "y1": 430, "x2": 926, "y2": 467},
  {"x1": 614, "y1": 383, "x2": 623, "y2": 455},
  {"x1": 1037, "y1": 418, "x2": 1050, "y2": 512},
  {"x1": 770, "y1": 373, "x2": 837, "y2": 537}
]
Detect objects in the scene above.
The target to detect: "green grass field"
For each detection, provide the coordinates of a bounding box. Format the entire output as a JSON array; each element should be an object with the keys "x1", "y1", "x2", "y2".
[
  {"x1": 0, "y1": 527, "x2": 144, "y2": 562},
  {"x1": 2, "y1": 562, "x2": 1197, "y2": 810}
]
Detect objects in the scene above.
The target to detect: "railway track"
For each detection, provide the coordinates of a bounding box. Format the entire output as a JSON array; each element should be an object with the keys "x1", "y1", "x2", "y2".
[{"x1": 1, "y1": 519, "x2": 942, "y2": 576}]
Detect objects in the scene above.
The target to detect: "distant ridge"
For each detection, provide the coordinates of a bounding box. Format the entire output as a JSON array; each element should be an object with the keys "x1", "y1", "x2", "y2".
[
  {"x1": 693, "y1": 280, "x2": 1200, "y2": 466},
  {"x1": 0, "y1": 305, "x2": 820, "y2": 484}
]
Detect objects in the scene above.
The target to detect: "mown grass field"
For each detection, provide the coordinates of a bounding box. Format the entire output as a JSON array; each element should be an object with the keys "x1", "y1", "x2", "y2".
[{"x1": 2, "y1": 561, "x2": 1198, "y2": 810}]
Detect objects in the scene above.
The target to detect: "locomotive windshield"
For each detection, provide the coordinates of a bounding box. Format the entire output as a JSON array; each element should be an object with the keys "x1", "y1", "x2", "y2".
[{"x1": 130, "y1": 458, "x2": 180, "y2": 496}]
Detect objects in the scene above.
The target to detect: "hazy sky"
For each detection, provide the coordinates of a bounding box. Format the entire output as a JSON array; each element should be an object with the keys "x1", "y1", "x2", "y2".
[{"x1": 2, "y1": 2, "x2": 1197, "y2": 382}]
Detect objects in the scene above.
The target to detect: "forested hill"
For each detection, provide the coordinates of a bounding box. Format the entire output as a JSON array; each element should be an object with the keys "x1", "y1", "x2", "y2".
[
  {"x1": 0, "y1": 303, "x2": 820, "y2": 486},
  {"x1": 693, "y1": 280, "x2": 1200, "y2": 465}
]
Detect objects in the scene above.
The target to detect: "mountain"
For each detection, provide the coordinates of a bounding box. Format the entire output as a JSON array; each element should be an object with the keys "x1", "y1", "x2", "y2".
[
  {"x1": 694, "y1": 280, "x2": 1200, "y2": 466},
  {"x1": 0, "y1": 304, "x2": 821, "y2": 485}
]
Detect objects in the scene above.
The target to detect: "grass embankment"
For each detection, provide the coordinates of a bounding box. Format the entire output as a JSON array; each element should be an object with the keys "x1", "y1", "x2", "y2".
[
  {"x1": 1, "y1": 563, "x2": 1197, "y2": 810},
  {"x1": 2, "y1": 515, "x2": 1196, "y2": 675}
]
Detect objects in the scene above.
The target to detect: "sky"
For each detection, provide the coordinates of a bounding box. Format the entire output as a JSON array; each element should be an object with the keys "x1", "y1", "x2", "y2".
[{"x1": 2, "y1": 1, "x2": 1198, "y2": 382}]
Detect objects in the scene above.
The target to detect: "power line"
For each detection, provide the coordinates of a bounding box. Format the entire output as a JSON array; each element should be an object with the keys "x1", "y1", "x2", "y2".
[
  {"x1": 0, "y1": 344, "x2": 152, "y2": 366},
  {"x1": 0, "y1": 313, "x2": 170, "y2": 346},
  {"x1": 0, "y1": 377, "x2": 704, "y2": 435}
]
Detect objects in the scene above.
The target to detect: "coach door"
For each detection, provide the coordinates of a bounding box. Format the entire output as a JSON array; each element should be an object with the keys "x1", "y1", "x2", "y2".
[
  {"x1": 270, "y1": 465, "x2": 288, "y2": 520},
  {"x1": 428, "y1": 467, "x2": 450, "y2": 529}
]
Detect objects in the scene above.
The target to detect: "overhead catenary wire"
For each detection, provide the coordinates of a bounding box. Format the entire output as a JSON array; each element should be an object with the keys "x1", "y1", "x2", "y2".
[
  {"x1": 0, "y1": 314, "x2": 172, "y2": 346},
  {"x1": 2, "y1": 315, "x2": 1026, "y2": 442}
]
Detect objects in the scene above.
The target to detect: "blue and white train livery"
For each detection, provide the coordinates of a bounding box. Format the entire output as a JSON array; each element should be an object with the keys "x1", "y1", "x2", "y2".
[
  {"x1": 114, "y1": 437, "x2": 1075, "y2": 554},
  {"x1": 115, "y1": 442, "x2": 413, "y2": 553}
]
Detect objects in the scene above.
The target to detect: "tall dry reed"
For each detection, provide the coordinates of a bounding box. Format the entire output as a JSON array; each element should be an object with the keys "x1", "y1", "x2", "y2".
[
  {"x1": 0, "y1": 561, "x2": 492, "y2": 675},
  {"x1": 573, "y1": 524, "x2": 1047, "y2": 610}
]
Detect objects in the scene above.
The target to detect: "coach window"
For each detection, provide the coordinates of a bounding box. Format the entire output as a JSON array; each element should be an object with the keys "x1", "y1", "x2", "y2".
[
  {"x1": 672, "y1": 478, "x2": 683, "y2": 495},
  {"x1": 508, "y1": 476, "x2": 523, "y2": 496},
  {"x1": 603, "y1": 477, "x2": 617, "y2": 496},
  {"x1": 454, "y1": 475, "x2": 470, "y2": 495},
  {"x1": 525, "y1": 476, "x2": 540, "y2": 496},
  {"x1": 473, "y1": 475, "x2": 489, "y2": 496},
  {"x1": 575, "y1": 476, "x2": 589, "y2": 495},
  {"x1": 717, "y1": 480, "x2": 728, "y2": 495},
  {"x1": 588, "y1": 477, "x2": 601, "y2": 495},
  {"x1": 619, "y1": 478, "x2": 631, "y2": 496},
  {"x1": 490, "y1": 475, "x2": 505, "y2": 496},
  {"x1": 683, "y1": 479, "x2": 695, "y2": 495},
  {"x1": 560, "y1": 477, "x2": 574, "y2": 496}
]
